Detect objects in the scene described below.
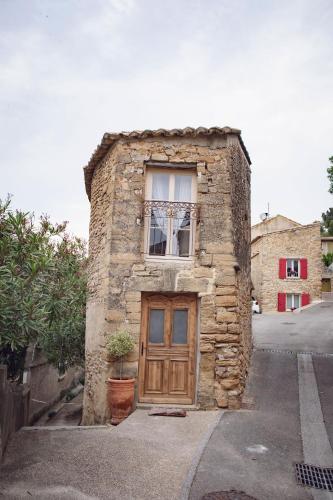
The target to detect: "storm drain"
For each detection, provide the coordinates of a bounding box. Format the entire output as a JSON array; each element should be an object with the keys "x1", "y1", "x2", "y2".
[
  {"x1": 295, "y1": 463, "x2": 333, "y2": 491},
  {"x1": 282, "y1": 322, "x2": 296, "y2": 325}
]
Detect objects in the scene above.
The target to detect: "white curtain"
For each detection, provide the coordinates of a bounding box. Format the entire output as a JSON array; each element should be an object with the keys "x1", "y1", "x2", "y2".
[
  {"x1": 173, "y1": 176, "x2": 192, "y2": 256},
  {"x1": 150, "y1": 174, "x2": 169, "y2": 254}
]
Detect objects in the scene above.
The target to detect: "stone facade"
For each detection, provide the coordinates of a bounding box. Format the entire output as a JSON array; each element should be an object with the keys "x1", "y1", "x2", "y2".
[
  {"x1": 251, "y1": 222, "x2": 322, "y2": 312},
  {"x1": 251, "y1": 214, "x2": 301, "y2": 241},
  {"x1": 82, "y1": 127, "x2": 252, "y2": 424}
]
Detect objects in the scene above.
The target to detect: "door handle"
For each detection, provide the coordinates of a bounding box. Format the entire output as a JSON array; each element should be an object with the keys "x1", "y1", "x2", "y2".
[{"x1": 141, "y1": 342, "x2": 144, "y2": 356}]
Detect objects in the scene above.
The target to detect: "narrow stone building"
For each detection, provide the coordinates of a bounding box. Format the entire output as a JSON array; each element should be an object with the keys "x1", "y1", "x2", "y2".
[{"x1": 82, "y1": 127, "x2": 252, "y2": 424}]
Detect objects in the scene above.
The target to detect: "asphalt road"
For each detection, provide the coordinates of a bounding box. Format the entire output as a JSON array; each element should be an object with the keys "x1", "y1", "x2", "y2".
[
  {"x1": 253, "y1": 302, "x2": 333, "y2": 354},
  {"x1": 190, "y1": 302, "x2": 333, "y2": 500}
]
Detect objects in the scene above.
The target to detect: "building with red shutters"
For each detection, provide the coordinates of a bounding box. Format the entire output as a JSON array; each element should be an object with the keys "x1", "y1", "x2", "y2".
[{"x1": 251, "y1": 216, "x2": 322, "y2": 312}]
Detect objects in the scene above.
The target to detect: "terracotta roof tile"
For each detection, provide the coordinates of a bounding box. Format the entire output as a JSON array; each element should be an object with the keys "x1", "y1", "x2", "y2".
[{"x1": 83, "y1": 126, "x2": 250, "y2": 200}]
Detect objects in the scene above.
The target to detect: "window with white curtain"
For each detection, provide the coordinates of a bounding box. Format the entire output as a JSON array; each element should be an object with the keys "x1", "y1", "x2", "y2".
[
  {"x1": 286, "y1": 293, "x2": 300, "y2": 310},
  {"x1": 144, "y1": 169, "x2": 196, "y2": 259},
  {"x1": 286, "y1": 259, "x2": 300, "y2": 278}
]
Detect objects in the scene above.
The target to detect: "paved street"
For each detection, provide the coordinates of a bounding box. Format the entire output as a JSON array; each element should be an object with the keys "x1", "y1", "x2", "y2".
[
  {"x1": 253, "y1": 302, "x2": 333, "y2": 354},
  {"x1": 0, "y1": 408, "x2": 218, "y2": 499},
  {"x1": 1, "y1": 303, "x2": 332, "y2": 500},
  {"x1": 190, "y1": 302, "x2": 333, "y2": 500}
]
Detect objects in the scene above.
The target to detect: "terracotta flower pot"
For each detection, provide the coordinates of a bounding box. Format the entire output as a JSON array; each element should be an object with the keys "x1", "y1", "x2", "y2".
[{"x1": 107, "y1": 378, "x2": 135, "y2": 425}]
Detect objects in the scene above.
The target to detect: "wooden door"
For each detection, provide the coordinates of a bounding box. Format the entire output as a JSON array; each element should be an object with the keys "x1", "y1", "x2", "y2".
[{"x1": 139, "y1": 294, "x2": 197, "y2": 404}]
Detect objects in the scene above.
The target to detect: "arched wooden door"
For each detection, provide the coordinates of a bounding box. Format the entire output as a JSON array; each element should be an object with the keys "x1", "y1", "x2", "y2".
[{"x1": 139, "y1": 294, "x2": 197, "y2": 404}]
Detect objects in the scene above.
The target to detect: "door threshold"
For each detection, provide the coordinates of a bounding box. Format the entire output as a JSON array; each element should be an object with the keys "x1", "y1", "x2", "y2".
[{"x1": 136, "y1": 403, "x2": 200, "y2": 411}]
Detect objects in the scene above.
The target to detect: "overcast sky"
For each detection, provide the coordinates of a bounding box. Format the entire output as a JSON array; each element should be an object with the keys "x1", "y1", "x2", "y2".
[{"x1": 1, "y1": 0, "x2": 332, "y2": 240}]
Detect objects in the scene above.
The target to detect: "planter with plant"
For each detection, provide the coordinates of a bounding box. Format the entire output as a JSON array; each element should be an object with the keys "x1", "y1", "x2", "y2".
[{"x1": 106, "y1": 330, "x2": 135, "y2": 425}]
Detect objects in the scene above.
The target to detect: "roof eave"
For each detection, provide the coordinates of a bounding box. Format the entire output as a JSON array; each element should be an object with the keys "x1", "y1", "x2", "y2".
[{"x1": 83, "y1": 126, "x2": 251, "y2": 201}]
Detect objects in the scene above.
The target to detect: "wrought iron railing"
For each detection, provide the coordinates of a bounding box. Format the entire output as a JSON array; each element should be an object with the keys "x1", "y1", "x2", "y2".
[
  {"x1": 143, "y1": 200, "x2": 199, "y2": 258},
  {"x1": 143, "y1": 200, "x2": 199, "y2": 219}
]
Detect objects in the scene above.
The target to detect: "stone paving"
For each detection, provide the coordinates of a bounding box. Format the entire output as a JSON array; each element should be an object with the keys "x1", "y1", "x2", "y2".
[{"x1": 0, "y1": 409, "x2": 219, "y2": 499}]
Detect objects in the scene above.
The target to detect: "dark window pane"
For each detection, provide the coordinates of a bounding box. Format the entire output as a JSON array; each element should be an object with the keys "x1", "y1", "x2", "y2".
[
  {"x1": 149, "y1": 309, "x2": 164, "y2": 343},
  {"x1": 172, "y1": 309, "x2": 188, "y2": 344},
  {"x1": 149, "y1": 209, "x2": 167, "y2": 255},
  {"x1": 172, "y1": 211, "x2": 190, "y2": 257}
]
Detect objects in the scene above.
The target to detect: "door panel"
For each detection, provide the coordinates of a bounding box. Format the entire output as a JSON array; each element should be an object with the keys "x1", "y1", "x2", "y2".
[
  {"x1": 139, "y1": 294, "x2": 196, "y2": 404},
  {"x1": 169, "y1": 360, "x2": 188, "y2": 394},
  {"x1": 144, "y1": 359, "x2": 164, "y2": 393}
]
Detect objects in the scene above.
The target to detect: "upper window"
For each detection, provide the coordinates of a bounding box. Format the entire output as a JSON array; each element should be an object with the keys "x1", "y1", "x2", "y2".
[
  {"x1": 144, "y1": 169, "x2": 197, "y2": 259},
  {"x1": 279, "y1": 258, "x2": 307, "y2": 280},
  {"x1": 286, "y1": 258, "x2": 299, "y2": 278}
]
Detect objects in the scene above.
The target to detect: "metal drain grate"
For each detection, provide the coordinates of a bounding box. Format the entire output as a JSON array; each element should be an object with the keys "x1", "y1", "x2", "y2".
[
  {"x1": 295, "y1": 463, "x2": 333, "y2": 491},
  {"x1": 282, "y1": 322, "x2": 296, "y2": 325}
]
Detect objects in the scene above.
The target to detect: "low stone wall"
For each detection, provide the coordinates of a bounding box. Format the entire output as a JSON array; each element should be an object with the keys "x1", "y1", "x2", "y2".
[
  {"x1": 24, "y1": 347, "x2": 83, "y2": 423},
  {"x1": 0, "y1": 365, "x2": 30, "y2": 459}
]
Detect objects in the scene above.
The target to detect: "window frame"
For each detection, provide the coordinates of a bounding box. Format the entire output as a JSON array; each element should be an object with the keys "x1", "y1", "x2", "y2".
[
  {"x1": 286, "y1": 258, "x2": 300, "y2": 279},
  {"x1": 286, "y1": 293, "x2": 301, "y2": 310},
  {"x1": 144, "y1": 168, "x2": 197, "y2": 261}
]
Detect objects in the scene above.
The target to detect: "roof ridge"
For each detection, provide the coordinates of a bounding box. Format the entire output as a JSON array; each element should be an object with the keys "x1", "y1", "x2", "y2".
[{"x1": 251, "y1": 222, "x2": 320, "y2": 242}]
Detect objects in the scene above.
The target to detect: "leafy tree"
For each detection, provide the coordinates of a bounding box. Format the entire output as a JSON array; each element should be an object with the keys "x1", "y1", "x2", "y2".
[
  {"x1": 328, "y1": 156, "x2": 333, "y2": 194},
  {"x1": 0, "y1": 197, "x2": 87, "y2": 380},
  {"x1": 321, "y1": 208, "x2": 333, "y2": 236},
  {"x1": 323, "y1": 253, "x2": 333, "y2": 267}
]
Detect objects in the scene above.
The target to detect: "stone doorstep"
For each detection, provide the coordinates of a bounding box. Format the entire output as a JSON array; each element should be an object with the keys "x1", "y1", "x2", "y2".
[{"x1": 21, "y1": 425, "x2": 110, "y2": 431}]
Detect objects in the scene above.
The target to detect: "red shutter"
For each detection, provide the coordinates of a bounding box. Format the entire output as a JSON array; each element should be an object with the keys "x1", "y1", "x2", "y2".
[
  {"x1": 301, "y1": 293, "x2": 310, "y2": 307},
  {"x1": 278, "y1": 293, "x2": 286, "y2": 312},
  {"x1": 279, "y1": 258, "x2": 286, "y2": 279},
  {"x1": 300, "y1": 258, "x2": 308, "y2": 279}
]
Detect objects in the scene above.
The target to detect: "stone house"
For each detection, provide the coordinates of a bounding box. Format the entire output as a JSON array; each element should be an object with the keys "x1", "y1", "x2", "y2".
[
  {"x1": 251, "y1": 216, "x2": 322, "y2": 312},
  {"x1": 321, "y1": 236, "x2": 333, "y2": 293},
  {"x1": 251, "y1": 214, "x2": 302, "y2": 241},
  {"x1": 82, "y1": 127, "x2": 252, "y2": 424}
]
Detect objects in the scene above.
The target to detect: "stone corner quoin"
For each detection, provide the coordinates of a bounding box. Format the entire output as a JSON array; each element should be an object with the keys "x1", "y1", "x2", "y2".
[{"x1": 82, "y1": 128, "x2": 252, "y2": 424}]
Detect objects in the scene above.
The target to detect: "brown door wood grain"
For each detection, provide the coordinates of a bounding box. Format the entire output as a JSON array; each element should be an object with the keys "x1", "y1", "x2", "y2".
[{"x1": 139, "y1": 294, "x2": 197, "y2": 404}]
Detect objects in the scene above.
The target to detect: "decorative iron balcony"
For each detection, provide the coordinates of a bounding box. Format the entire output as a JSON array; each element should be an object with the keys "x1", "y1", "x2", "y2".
[
  {"x1": 143, "y1": 200, "x2": 199, "y2": 258},
  {"x1": 143, "y1": 200, "x2": 199, "y2": 219}
]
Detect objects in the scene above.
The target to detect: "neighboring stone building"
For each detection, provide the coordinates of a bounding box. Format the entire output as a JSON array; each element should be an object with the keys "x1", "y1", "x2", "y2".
[
  {"x1": 321, "y1": 236, "x2": 333, "y2": 293},
  {"x1": 251, "y1": 214, "x2": 302, "y2": 241},
  {"x1": 82, "y1": 126, "x2": 252, "y2": 424},
  {"x1": 321, "y1": 236, "x2": 333, "y2": 256},
  {"x1": 251, "y1": 216, "x2": 322, "y2": 312}
]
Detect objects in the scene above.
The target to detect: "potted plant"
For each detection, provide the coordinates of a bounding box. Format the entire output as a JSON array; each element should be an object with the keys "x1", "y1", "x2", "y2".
[{"x1": 106, "y1": 330, "x2": 135, "y2": 425}]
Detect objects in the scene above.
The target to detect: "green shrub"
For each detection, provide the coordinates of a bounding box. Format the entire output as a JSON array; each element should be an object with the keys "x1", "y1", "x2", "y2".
[
  {"x1": 106, "y1": 331, "x2": 135, "y2": 379},
  {"x1": 323, "y1": 252, "x2": 333, "y2": 267}
]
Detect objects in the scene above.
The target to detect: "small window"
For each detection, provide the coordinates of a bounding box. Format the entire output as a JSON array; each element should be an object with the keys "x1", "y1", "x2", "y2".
[
  {"x1": 286, "y1": 293, "x2": 300, "y2": 310},
  {"x1": 144, "y1": 169, "x2": 197, "y2": 259},
  {"x1": 287, "y1": 259, "x2": 300, "y2": 278}
]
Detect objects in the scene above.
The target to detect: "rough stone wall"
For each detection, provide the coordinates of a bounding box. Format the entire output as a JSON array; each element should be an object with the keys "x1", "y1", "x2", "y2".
[
  {"x1": 83, "y1": 134, "x2": 251, "y2": 424},
  {"x1": 251, "y1": 215, "x2": 301, "y2": 240},
  {"x1": 228, "y1": 143, "x2": 252, "y2": 408},
  {"x1": 251, "y1": 224, "x2": 322, "y2": 312}
]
